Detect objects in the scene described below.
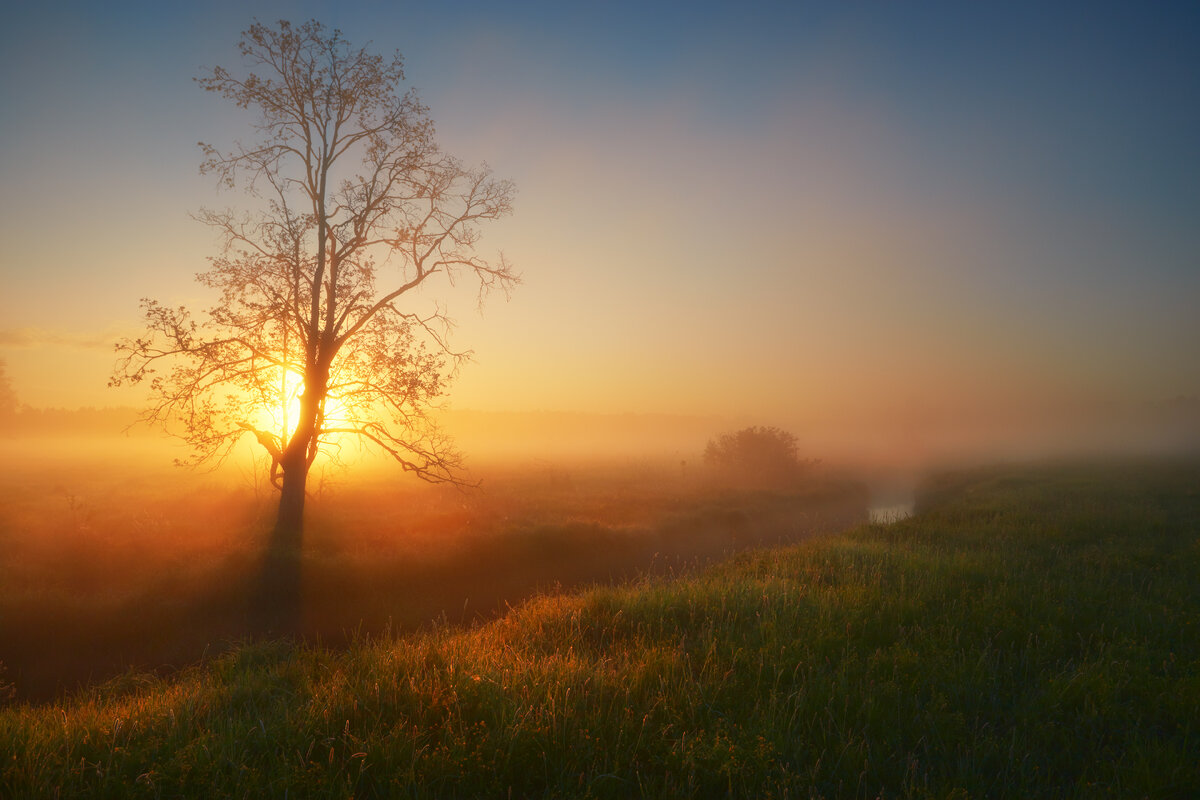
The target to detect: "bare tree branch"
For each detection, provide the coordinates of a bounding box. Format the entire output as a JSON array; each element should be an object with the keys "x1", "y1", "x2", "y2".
[{"x1": 115, "y1": 19, "x2": 515, "y2": 537}]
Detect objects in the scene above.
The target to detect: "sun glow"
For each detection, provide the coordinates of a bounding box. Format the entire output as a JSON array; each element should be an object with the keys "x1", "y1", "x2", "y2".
[{"x1": 250, "y1": 369, "x2": 353, "y2": 452}]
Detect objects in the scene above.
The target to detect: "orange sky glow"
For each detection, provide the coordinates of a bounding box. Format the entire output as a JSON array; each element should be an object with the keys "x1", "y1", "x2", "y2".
[{"x1": 1, "y1": 2, "x2": 1197, "y2": 469}]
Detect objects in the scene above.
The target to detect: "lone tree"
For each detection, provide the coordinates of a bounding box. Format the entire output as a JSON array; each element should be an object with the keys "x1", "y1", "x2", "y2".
[
  {"x1": 112, "y1": 19, "x2": 515, "y2": 622},
  {"x1": 0, "y1": 360, "x2": 17, "y2": 427},
  {"x1": 703, "y1": 426, "x2": 809, "y2": 488}
]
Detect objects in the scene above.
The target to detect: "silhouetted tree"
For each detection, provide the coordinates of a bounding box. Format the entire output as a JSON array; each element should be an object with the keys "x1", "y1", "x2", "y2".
[
  {"x1": 0, "y1": 661, "x2": 14, "y2": 707},
  {"x1": 0, "y1": 360, "x2": 17, "y2": 427},
  {"x1": 112, "y1": 20, "x2": 516, "y2": 631},
  {"x1": 703, "y1": 426, "x2": 808, "y2": 488}
]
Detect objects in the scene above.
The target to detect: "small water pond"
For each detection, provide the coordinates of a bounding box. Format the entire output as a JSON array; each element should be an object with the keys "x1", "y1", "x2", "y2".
[{"x1": 868, "y1": 500, "x2": 915, "y2": 524}]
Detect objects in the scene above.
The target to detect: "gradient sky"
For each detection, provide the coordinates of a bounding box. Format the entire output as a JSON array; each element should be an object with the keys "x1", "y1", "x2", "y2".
[{"x1": 2, "y1": 1, "x2": 1198, "y2": 439}]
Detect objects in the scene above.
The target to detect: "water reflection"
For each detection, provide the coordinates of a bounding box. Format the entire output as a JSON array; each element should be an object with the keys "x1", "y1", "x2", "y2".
[
  {"x1": 869, "y1": 501, "x2": 914, "y2": 524},
  {"x1": 867, "y1": 478, "x2": 916, "y2": 524}
]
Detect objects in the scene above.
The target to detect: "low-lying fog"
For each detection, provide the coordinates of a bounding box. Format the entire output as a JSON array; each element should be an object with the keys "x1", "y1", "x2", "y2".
[{"x1": 1, "y1": 401, "x2": 1196, "y2": 702}]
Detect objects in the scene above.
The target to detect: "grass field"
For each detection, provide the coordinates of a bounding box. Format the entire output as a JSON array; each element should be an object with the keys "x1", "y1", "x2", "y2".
[
  {"x1": 0, "y1": 453, "x2": 866, "y2": 702},
  {"x1": 2, "y1": 457, "x2": 1198, "y2": 797}
]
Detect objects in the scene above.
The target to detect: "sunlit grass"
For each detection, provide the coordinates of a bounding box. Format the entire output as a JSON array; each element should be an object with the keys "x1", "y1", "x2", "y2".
[
  {"x1": 2, "y1": 458, "x2": 1198, "y2": 797},
  {"x1": 0, "y1": 456, "x2": 864, "y2": 702}
]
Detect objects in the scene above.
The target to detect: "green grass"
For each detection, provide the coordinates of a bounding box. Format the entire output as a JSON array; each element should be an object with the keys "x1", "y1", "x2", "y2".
[{"x1": 3, "y1": 458, "x2": 1199, "y2": 798}]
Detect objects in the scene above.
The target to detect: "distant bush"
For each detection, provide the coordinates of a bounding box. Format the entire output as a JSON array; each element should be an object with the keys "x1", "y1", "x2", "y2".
[
  {"x1": 0, "y1": 359, "x2": 16, "y2": 429},
  {"x1": 703, "y1": 426, "x2": 812, "y2": 488},
  {"x1": 0, "y1": 662, "x2": 14, "y2": 707}
]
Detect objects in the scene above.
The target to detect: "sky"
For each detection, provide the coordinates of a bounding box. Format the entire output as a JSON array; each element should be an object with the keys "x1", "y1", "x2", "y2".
[{"x1": 1, "y1": 1, "x2": 1198, "y2": 458}]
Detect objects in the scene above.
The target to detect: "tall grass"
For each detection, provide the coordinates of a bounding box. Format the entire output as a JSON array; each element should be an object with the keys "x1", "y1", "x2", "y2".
[
  {"x1": 0, "y1": 458, "x2": 864, "y2": 702},
  {"x1": 2, "y1": 458, "x2": 1198, "y2": 797}
]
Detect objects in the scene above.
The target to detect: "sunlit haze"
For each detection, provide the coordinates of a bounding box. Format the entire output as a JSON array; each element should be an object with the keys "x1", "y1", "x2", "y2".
[{"x1": 2, "y1": 1, "x2": 1198, "y2": 468}]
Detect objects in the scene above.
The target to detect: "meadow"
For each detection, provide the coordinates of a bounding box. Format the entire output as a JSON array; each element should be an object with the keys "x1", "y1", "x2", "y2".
[
  {"x1": 0, "y1": 444, "x2": 865, "y2": 703},
  {"x1": 1, "y1": 456, "x2": 1196, "y2": 797}
]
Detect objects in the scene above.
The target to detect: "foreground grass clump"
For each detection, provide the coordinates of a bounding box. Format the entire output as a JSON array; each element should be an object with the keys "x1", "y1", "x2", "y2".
[{"x1": 3, "y1": 459, "x2": 1199, "y2": 798}]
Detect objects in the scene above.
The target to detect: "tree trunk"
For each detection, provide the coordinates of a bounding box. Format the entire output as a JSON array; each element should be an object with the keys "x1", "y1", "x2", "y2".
[
  {"x1": 274, "y1": 459, "x2": 307, "y2": 551},
  {"x1": 252, "y1": 360, "x2": 327, "y2": 637},
  {"x1": 253, "y1": 455, "x2": 308, "y2": 637}
]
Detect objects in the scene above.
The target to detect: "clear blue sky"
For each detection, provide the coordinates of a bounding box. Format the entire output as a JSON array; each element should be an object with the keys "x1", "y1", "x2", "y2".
[{"x1": 1, "y1": 2, "x2": 1197, "y2": 438}]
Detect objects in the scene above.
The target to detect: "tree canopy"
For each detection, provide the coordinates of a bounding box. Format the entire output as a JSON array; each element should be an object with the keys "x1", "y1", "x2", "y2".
[{"x1": 112, "y1": 19, "x2": 516, "y2": 546}]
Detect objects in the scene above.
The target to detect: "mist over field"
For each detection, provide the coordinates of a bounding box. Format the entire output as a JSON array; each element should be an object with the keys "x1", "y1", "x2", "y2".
[
  {"x1": 3, "y1": 418, "x2": 1198, "y2": 796},
  {"x1": 2, "y1": 395, "x2": 1197, "y2": 704},
  {"x1": 7, "y1": 394, "x2": 1200, "y2": 465},
  {"x1": 2, "y1": 4, "x2": 1199, "y2": 795},
  {"x1": 0, "y1": 415, "x2": 869, "y2": 702}
]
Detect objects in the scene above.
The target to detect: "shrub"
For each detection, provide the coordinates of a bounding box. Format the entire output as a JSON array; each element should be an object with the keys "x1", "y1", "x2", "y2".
[
  {"x1": 703, "y1": 426, "x2": 810, "y2": 488},
  {"x1": 0, "y1": 662, "x2": 15, "y2": 706}
]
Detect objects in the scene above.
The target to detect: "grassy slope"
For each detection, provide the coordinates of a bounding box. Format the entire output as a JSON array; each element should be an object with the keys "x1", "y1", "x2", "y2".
[{"x1": 3, "y1": 459, "x2": 1198, "y2": 798}]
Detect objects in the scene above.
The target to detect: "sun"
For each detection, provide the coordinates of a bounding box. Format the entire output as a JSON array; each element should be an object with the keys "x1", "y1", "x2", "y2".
[{"x1": 251, "y1": 368, "x2": 352, "y2": 449}]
